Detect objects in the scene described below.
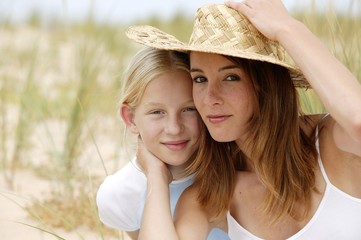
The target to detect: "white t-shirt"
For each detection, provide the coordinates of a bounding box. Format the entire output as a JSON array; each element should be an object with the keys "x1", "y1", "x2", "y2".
[{"x1": 96, "y1": 158, "x2": 229, "y2": 239}]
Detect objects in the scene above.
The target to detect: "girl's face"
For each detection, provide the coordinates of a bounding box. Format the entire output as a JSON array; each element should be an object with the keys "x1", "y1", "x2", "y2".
[
  {"x1": 190, "y1": 52, "x2": 255, "y2": 143},
  {"x1": 130, "y1": 70, "x2": 200, "y2": 168}
]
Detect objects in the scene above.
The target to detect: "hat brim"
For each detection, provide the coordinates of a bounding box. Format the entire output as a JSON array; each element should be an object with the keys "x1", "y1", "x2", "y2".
[{"x1": 126, "y1": 25, "x2": 309, "y2": 88}]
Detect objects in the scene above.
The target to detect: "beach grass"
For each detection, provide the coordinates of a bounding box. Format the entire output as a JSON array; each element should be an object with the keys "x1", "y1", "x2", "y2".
[{"x1": 0, "y1": 3, "x2": 360, "y2": 239}]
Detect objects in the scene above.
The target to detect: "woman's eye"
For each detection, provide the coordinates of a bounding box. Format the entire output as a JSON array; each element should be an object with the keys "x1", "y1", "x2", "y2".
[
  {"x1": 225, "y1": 74, "x2": 240, "y2": 81},
  {"x1": 193, "y1": 76, "x2": 206, "y2": 83}
]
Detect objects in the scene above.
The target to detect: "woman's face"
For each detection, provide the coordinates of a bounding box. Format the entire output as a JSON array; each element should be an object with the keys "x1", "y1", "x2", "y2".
[
  {"x1": 132, "y1": 69, "x2": 200, "y2": 167},
  {"x1": 190, "y1": 52, "x2": 255, "y2": 143}
]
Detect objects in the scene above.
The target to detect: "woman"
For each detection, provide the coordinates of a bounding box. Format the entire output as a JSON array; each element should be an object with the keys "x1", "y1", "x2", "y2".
[{"x1": 129, "y1": 1, "x2": 361, "y2": 239}]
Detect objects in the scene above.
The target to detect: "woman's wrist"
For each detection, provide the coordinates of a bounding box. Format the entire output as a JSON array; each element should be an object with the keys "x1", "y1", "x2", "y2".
[{"x1": 275, "y1": 18, "x2": 304, "y2": 45}]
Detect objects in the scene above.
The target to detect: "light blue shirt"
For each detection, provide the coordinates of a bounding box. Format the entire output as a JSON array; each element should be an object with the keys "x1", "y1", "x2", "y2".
[{"x1": 97, "y1": 159, "x2": 229, "y2": 239}]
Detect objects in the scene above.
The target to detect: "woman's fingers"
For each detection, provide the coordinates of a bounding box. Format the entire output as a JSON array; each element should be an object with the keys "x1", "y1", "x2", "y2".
[
  {"x1": 225, "y1": 1, "x2": 250, "y2": 14},
  {"x1": 225, "y1": 0, "x2": 292, "y2": 41}
]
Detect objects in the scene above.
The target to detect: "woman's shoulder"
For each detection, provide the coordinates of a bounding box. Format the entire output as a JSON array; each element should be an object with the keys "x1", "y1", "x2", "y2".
[
  {"x1": 179, "y1": 184, "x2": 199, "y2": 202},
  {"x1": 309, "y1": 112, "x2": 361, "y2": 158},
  {"x1": 303, "y1": 113, "x2": 326, "y2": 121},
  {"x1": 177, "y1": 184, "x2": 211, "y2": 216},
  {"x1": 300, "y1": 113, "x2": 328, "y2": 136},
  {"x1": 176, "y1": 184, "x2": 226, "y2": 233}
]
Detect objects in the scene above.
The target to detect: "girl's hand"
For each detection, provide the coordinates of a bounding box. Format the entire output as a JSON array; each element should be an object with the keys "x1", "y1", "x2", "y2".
[
  {"x1": 225, "y1": 0, "x2": 294, "y2": 41},
  {"x1": 136, "y1": 137, "x2": 173, "y2": 184}
]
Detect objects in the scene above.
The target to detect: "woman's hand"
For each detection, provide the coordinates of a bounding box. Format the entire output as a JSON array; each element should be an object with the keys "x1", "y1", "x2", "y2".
[
  {"x1": 136, "y1": 136, "x2": 173, "y2": 184},
  {"x1": 225, "y1": 0, "x2": 294, "y2": 41},
  {"x1": 226, "y1": 0, "x2": 361, "y2": 153}
]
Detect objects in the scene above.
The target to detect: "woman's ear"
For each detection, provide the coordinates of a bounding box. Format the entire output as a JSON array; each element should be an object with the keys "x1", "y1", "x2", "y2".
[{"x1": 120, "y1": 104, "x2": 139, "y2": 134}]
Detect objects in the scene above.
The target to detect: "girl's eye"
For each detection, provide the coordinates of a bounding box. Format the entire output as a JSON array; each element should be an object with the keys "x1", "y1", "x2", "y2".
[
  {"x1": 183, "y1": 107, "x2": 197, "y2": 112},
  {"x1": 225, "y1": 74, "x2": 240, "y2": 81},
  {"x1": 149, "y1": 110, "x2": 164, "y2": 115},
  {"x1": 192, "y1": 76, "x2": 207, "y2": 83}
]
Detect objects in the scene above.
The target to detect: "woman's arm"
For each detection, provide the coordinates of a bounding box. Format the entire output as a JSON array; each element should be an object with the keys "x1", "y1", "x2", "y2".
[
  {"x1": 226, "y1": 0, "x2": 361, "y2": 155},
  {"x1": 137, "y1": 139, "x2": 211, "y2": 240}
]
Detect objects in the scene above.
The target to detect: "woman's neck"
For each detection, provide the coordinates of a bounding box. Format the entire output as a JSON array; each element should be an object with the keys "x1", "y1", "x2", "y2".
[{"x1": 235, "y1": 138, "x2": 255, "y2": 172}]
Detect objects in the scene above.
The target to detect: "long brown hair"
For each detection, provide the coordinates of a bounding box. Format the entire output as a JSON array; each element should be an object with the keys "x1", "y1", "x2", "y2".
[
  {"x1": 188, "y1": 56, "x2": 318, "y2": 223},
  {"x1": 186, "y1": 127, "x2": 241, "y2": 220},
  {"x1": 242, "y1": 58, "x2": 318, "y2": 223}
]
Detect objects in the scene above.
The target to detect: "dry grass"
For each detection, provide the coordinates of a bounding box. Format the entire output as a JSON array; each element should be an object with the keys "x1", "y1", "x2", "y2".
[{"x1": 0, "y1": 3, "x2": 360, "y2": 239}]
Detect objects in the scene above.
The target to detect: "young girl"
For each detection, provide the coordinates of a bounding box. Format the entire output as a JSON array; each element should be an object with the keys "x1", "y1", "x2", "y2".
[
  {"x1": 126, "y1": 1, "x2": 361, "y2": 239},
  {"x1": 96, "y1": 46, "x2": 229, "y2": 240}
]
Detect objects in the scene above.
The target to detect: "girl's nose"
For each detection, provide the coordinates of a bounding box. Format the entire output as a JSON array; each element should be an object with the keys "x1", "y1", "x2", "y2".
[{"x1": 164, "y1": 115, "x2": 183, "y2": 135}]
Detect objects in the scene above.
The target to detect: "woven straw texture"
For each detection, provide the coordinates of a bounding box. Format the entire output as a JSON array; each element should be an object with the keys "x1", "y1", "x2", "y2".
[{"x1": 126, "y1": 4, "x2": 309, "y2": 88}]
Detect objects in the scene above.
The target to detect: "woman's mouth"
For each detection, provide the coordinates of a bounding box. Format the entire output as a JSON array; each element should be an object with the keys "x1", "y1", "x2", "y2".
[{"x1": 207, "y1": 114, "x2": 231, "y2": 124}]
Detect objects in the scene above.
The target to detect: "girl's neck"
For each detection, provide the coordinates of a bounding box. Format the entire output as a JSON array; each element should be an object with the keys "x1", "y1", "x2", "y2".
[
  {"x1": 168, "y1": 153, "x2": 195, "y2": 180},
  {"x1": 168, "y1": 164, "x2": 188, "y2": 180}
]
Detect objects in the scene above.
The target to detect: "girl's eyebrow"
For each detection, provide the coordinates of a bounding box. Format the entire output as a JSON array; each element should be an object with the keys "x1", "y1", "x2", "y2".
[
  {"x1": 190, "y1": 65, "x2": 239, "y2": 73},
  {"x1": 143, "y1": 102, "x2": 164, "y2": 108},
  {"x1": 143, "y1": 99, "x2": 195, "y2": 108}
]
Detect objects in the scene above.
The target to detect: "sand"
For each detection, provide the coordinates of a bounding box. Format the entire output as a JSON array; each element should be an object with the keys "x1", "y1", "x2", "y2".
[{"x1": 0, "y1": 168, "x2": 131, "y2": 240}]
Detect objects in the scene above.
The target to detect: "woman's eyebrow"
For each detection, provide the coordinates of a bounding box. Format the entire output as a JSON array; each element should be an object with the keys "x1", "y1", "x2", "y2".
[
  {"x1": 219, "y1": 65, "x2": 239, "y2": 71},
  {"x1": 190, "y1": 65, "x2": 239, "y2": 73},
  {"x1": 190, "y1": 68, "x2": 203, "y2": 73}
]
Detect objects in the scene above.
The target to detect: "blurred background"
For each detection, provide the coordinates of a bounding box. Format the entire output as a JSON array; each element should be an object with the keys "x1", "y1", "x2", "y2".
[{"x1": 0, "y1": 0, "x2": 360, "y2": 239}]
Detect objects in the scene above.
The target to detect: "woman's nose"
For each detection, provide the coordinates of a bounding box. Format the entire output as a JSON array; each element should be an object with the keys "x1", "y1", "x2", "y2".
[{"x1": 204, "y1": 82, "x2": 223, "y2": 106}]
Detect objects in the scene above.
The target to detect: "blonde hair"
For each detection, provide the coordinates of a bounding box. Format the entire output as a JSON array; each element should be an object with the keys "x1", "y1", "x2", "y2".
[
  {"x1": 189, "y1": 57, "x2": 318, "y2": 224},
  {"x1": 120, "y1": 46, "x2": 190, "y2": 108},
  {"x1": 119, "y1": 46, "x2": 191, "y2": 156}
]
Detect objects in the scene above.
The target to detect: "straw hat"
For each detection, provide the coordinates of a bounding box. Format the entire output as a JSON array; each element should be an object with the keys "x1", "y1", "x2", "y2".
[{"x1": 126, "y1": 4, "x2": 309, "y2": 88}]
